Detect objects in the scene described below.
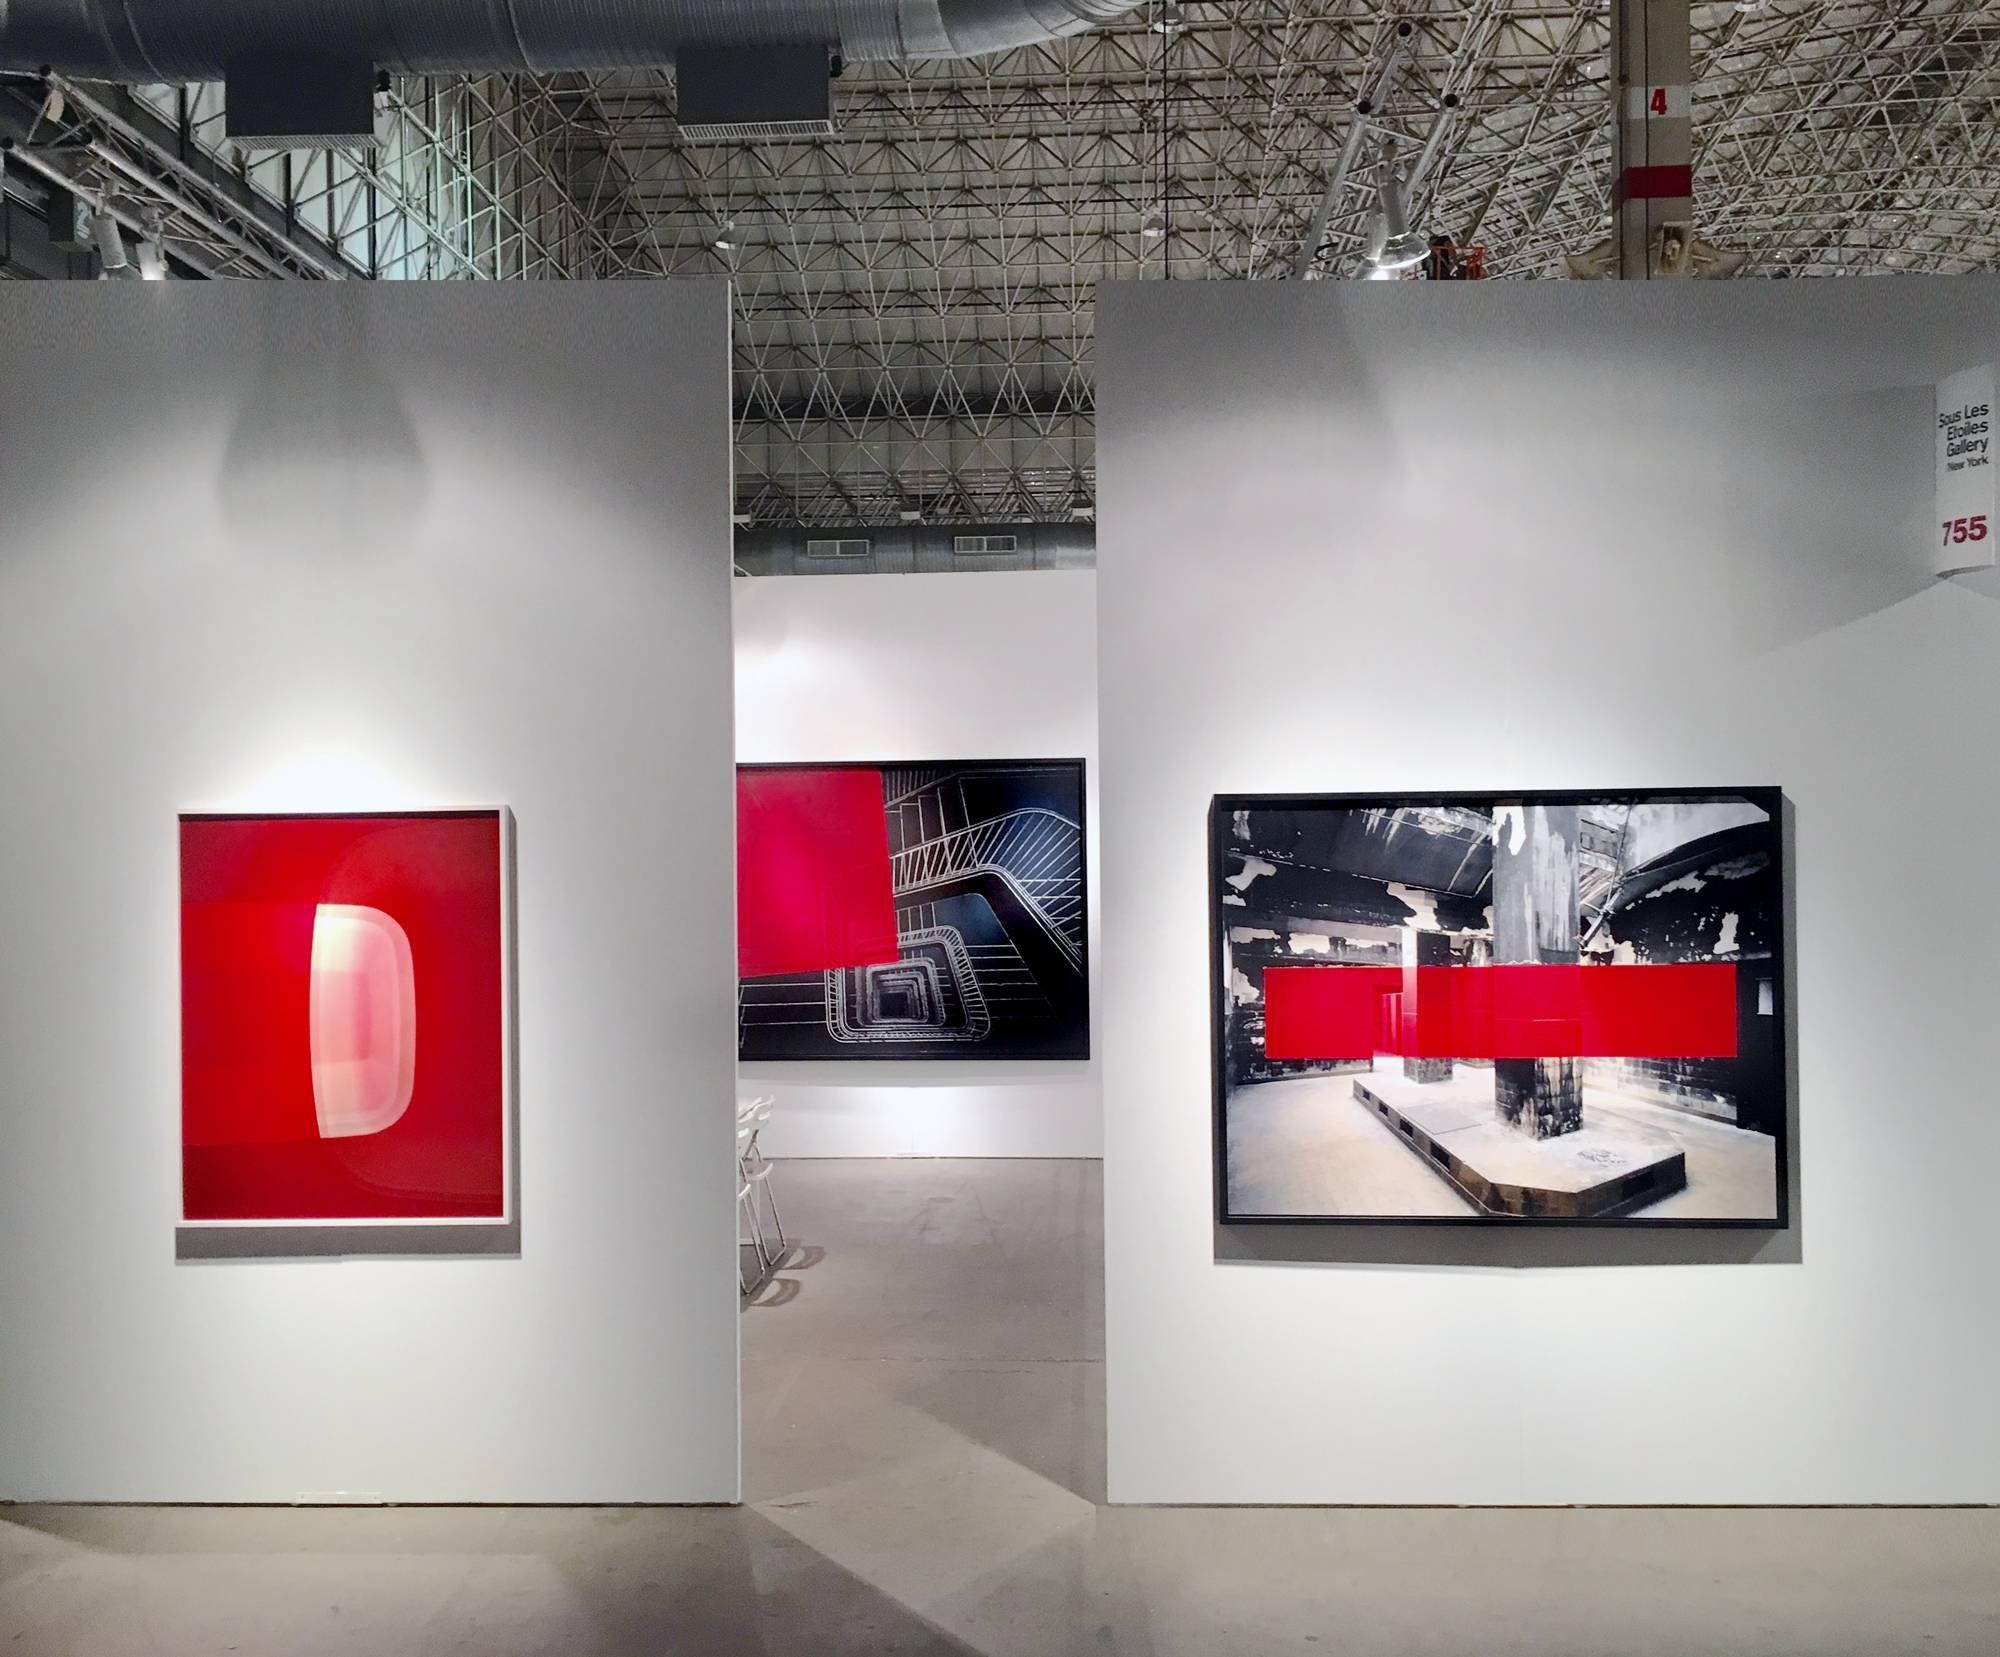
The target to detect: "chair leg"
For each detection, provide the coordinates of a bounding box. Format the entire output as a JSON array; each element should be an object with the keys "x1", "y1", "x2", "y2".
[
  {"x1": 739, "y1": 1173, "x2": 772, "y2": 1294},
  {"x1": 738, "y1": 1199, "x2": 758, "y2": 1296},
  {"x1": 744, "y1": 1128, "x2": 788, "y2": 1259},
  {"x1": 757, "y1": 1166, "x2": 787, "y2": 1256}
]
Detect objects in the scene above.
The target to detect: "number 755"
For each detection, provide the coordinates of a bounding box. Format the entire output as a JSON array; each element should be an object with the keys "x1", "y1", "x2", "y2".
[{"x1": 1943, "y1": 515, "x2": 1989, "y2": 546}]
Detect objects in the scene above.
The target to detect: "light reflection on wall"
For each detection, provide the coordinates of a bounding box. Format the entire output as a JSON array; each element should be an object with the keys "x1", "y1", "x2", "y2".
[{"x1": 215, "y1": 745, "x2": 435, "y2": 815}]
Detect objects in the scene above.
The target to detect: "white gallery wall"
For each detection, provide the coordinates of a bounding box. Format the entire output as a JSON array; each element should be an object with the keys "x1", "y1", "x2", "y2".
[
  {"x1": 1096, "y1": 279, "x2": 2000, "y2": 1505},
  {"x1": 0, "y1": 284, "x2": 741, "y2": 1503},
  {"x1": 735, "y1": 571, "x2": 1101, "y2": 1158}
]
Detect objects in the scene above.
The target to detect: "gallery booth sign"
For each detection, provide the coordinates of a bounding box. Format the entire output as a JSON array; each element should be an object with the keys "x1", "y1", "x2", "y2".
[{"x1": 1936, "y1": 363, "x2": 1995, "y2": 577}]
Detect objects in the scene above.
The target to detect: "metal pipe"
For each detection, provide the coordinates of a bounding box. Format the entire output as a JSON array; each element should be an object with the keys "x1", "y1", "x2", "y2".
[
  {"x1": 72, "y1": 129, "x2": 309, "y2": 279},
  {"x1": 53, "y1": 78, "x2": 351, "y2": 279},
  {"x1": 1407, "y1": 92, "x2": 1460, "y2": 205},
  {"x1": 1292, "y1": 118, "x2": 1371, "y2": 282},
  {"x1": 0, "y1": 129, "x2": 227, "y2": 276},
  {"x1": 1293, "y1": 19, "x2": 1414, "y2": 281}
]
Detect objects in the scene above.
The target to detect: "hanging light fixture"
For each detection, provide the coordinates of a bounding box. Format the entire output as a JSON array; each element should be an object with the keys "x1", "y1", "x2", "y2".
[
  {"x1": 88, "y1": 209, "x2": 138, "y2": 280},
  {"x1": 1363, "y1": 138, "x2": 1429, "y2": 275},
  {"x1": 135, "y1": 207, "x2": 169, "y2": 279}
]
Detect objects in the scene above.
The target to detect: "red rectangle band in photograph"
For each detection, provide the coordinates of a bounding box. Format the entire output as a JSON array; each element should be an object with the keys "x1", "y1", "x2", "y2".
[
  {"x1": 1262, "y1": 963, "x2": 1739, "y2": 1061},
  {"x1": 1263, "y1": 966, "x2": 1403, "y2": 1060},
  {"x1": 179, "y1": 809, "x2": 512, "y2": 1225}
]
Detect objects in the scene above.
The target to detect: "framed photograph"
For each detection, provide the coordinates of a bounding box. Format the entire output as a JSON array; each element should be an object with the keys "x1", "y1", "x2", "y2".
[
  {"x1": 1211, "y1": 789, "x2": 1788, "y2": 1227},
  {"x1": 738, "y1": 760, "x2": 1089, "y2": 1061},
  {"x1": 179, "y1": 808, "x2": 515, "y2": 1228}
]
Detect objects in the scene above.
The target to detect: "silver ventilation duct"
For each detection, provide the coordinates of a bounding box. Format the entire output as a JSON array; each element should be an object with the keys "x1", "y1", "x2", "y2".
[
  {"x1": 735, "y1": 521, "x2": 1094, "y2": 577},
  {"x1": 0, "y1": 1, "x2": 1141, "y2": 82}
]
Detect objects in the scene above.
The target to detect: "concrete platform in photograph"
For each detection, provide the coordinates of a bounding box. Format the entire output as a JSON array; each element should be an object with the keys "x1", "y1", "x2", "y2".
[
  {"x1": 1230, "y1": 1066, "x2": 1777, "y2": 1221},
  {"x1": 5, "y1": 1160, "x2": 1995, "y2": 1657},
  {"x1": 1352, "y1": 1068, "x2": 1686, "y2": 1218}
]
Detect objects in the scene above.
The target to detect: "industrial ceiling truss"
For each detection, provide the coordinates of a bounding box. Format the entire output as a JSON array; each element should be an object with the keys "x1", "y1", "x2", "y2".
[{"x1": 4, "y1": 0, "x2": 1996, "y2": 525}]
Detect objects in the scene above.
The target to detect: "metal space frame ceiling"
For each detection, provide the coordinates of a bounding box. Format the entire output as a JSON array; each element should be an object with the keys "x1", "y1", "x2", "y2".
[{"x1": 4, "y1": 0, "x2": 1997, "y2": 528}]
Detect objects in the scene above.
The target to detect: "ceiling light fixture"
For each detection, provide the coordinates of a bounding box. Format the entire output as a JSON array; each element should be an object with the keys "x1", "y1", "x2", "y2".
[
  {"x1": 88, "y1": 209, "x2": 138, "y2": 280},
  {"x1": 135, "y1": 208, "x2": 168, "y2": 279},
  {"x1": 1363, "y1": 140, "x2": 1429, "y2": 275}
]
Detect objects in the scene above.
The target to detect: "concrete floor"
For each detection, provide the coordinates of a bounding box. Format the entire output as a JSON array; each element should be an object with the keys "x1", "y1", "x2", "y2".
[
  {"x1": 1229, "y1": 1073, "x2": 1474, "y2": 1217},
  {"x1": 1229, "y1": 1068, "x2": 1777, "y2": 1220},
  {"x1": 6, "y1": 1158, "x2": 2000, "y2": 1655}
]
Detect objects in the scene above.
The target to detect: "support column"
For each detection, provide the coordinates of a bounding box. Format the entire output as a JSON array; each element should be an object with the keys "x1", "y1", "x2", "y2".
[
  {"x1": 1461, "y1": 936, "x2": 1494, "y2": 1069},
  {"x1": 1493, "y1": 804, "x2": 1583, "y2": 1138},
  {"x1": 1401, "y1": 927, "x2": 1453, "y2": 1084},
  {"x1": 1610, "y1": 0, "x2": 1693, "y2": 279}
]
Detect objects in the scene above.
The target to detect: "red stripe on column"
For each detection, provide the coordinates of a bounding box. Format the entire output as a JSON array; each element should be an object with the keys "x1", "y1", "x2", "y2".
[
  {"x1": 1262, "y1": 963, "x2": 1738, "y2": 1061},
  {"x1": 1611, "y1": 165, "x2": 1694, "y2": 211}
]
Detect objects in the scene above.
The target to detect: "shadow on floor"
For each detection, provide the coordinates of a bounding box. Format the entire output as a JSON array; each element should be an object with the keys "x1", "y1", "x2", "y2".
[{"x1": 1, "y1": 1503, "x2": 997, "y2": 1657}]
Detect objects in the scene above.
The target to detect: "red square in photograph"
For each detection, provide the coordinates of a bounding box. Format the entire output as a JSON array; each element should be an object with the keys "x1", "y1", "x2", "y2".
[
  {"x1": 179, "y1": 810, "x2": 511, "y2": 1225},
  {"x1": 737, "y1": 768, "x2": 900, "y2": 979}
]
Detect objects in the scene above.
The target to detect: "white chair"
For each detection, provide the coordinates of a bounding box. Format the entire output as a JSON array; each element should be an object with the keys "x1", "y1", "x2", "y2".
[
  {"x1": 739, "y1": 1095, "x2": 787, "y2": 1264},
  {"x1": 737, "y1": 1118, "x2": 773, "y2": 1294}
]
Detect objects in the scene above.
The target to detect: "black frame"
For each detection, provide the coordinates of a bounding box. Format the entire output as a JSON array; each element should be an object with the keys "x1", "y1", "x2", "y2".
[
  {"x1": 1209, "y1": 787, "x2": 1791, "y2": 1230},
  {"x1": 739, "y1": 757, "x2": 1091, "y2": 1063}
]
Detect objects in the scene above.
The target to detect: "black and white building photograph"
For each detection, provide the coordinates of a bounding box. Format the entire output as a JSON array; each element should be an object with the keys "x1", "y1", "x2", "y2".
[{"x1": 1213, "y1": 791, "x2": 1787, "y2": 1225}]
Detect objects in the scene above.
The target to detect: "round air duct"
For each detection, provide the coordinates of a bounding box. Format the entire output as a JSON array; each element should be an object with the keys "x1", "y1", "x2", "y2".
[{"x1": 0, "y1": 0, "x2": 1144, "y2": 81}]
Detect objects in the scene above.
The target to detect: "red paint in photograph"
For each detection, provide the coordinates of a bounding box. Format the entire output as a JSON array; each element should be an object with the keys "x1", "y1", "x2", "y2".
[
  {"x1": 737, "y1": 768, "x2": 900, "y2": 978},
  {"x1": 1263, "y1": 963, "x2": 1737, "y2": 1061}
]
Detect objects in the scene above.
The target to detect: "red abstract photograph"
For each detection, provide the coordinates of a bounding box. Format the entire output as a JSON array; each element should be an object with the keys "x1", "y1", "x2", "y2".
[
  {"x1": 179, "y1": 810, "x2": 511, "y2": 1225},
  {"x1": 736, "y1": 761, "x2": 1090, "y2": 1062}
]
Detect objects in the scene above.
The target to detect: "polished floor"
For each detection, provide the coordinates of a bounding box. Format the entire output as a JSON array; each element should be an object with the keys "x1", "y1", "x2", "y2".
[{"x1": 5, "y1": 1158, "x2": 1999, "y2": 1655}]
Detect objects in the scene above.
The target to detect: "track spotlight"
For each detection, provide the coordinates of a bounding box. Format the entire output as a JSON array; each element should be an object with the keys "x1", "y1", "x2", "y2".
[
  {"x1": 135, "y1": 208, "x2": 168, "y2": 279},
  {"x1": 88, "y1": 209, "x2": 140, "y2": 280}
]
